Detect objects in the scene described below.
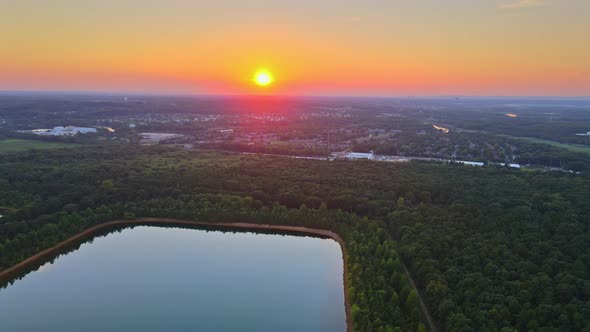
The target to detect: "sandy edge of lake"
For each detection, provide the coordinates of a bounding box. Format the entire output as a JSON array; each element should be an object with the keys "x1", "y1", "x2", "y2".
[{"x1": 0, "y1": 218, "x2": 353, "y2": 332}]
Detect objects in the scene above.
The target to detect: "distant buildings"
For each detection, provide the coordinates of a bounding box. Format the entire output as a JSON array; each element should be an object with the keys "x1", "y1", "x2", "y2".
[
  {"x1": 432, "y1": 124, "x2": 450, "y2": 134},
  {"x1": 139, "y1": 133, "x2": 184, "y2": 144},
  {"x1": 501, "y1": 163, "x2": 522, "y2": 169},
  {"x1": 453, "y1": 160, "x2": 521, "y2": 168},
  {"x1": 95, "y1": 126, "x2": 115, "y2": 133},
  {"x1": 454, "y1": 160, "x2": 485, "y2": 167},
  {"x1": 575, "y1": 131, "x2": 590, "y2": 138},
  {"x1": 26, "y1": 126, "x2": 97, "y2": 136},
  {"x1": 345, "y1": 152, "x2": 374, "y2": 160}
]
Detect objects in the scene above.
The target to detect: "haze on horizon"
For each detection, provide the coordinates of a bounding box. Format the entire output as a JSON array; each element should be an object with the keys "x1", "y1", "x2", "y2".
[{"x1": 1, "y1": 0, "x2": 589, "y2": 97}]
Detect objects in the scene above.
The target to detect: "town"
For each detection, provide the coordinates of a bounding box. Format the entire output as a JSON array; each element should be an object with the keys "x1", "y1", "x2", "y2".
[{"x1": 1, "y1": 95, "x2": 589, "y2": 172}]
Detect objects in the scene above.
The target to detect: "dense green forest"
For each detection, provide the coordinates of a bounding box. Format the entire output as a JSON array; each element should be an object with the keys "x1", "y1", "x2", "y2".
[{"x1": 0, "y1": 145, "x2": 588, "y2": 331}]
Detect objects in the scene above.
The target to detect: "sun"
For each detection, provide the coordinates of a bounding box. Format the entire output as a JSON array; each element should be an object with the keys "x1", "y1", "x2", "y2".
[{"x1": 253, "y1": 69, "x2": 274, "y2": 87}]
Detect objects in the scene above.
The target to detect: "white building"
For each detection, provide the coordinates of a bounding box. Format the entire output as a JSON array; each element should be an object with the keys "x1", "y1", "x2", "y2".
[
  {"x1": 345, "y1": 152, "x2": 374, "y2": 160},
  {"x1": 29, "y1": 126, "x2": 97, "y2": 136},
  {"x1": 501, "y1": 163, "x2": 521, "y2": 169},
  {"x1": 455, "y1": 160, "x2": 485, "y2": 167}
]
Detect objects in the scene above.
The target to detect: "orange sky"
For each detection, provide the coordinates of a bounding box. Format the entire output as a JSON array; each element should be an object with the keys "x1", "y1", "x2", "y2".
[{"x1": 1, "y1": 0, "x2": 589, "y2": 96}]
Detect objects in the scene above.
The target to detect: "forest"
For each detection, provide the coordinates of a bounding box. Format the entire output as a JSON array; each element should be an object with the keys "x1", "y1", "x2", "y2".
[{"x1": 0, "y1": 144, "x2": 588, "y2": 331}]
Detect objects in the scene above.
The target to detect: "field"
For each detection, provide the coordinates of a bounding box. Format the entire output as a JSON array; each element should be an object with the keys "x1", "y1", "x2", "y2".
[
  {"x1": 500, "y1": 135, "x2": 590, "y2": 154},
  {"x1": 0, "y1": 139, "x2": 78, "y2": 153}
]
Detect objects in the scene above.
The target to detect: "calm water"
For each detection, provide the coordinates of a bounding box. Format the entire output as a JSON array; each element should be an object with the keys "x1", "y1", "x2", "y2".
[{"x1": 0, "y1": 226, "x2": 346, "y2": 332}]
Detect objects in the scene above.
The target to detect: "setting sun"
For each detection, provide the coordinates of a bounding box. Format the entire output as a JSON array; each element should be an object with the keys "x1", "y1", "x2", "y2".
[{"x1": 253, "y1": 70, "x2": 274, "y2": 87}]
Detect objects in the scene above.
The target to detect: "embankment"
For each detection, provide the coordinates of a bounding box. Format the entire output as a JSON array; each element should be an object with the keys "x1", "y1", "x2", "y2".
[{"x1": 0, "y1": 218, "x2": 352, "y2": 332}]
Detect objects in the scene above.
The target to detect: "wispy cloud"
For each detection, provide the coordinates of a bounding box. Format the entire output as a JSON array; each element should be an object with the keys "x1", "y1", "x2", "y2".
[{"x1": 499, "y1": 0, "x2": 546, "y2": 9}]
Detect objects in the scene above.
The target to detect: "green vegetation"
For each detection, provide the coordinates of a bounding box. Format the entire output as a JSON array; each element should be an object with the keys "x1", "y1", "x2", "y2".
[
  {"x1": 1, "y1": 145, "x2": 589, "y2": 331},
  {"x1": 500, "y1": 135, "x2": 590, "y2": 154},
  {"x1": 2, "y1": 95, "x2": 590, "y2": 171},
  {"x1": 0, "y1": 139, "x2": 77, "y2": 153}
]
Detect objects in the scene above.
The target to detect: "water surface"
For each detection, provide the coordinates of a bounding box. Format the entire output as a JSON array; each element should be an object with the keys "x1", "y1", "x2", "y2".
[{"x1": 0, "y1": 226, "x2": 346, "y2": 331}]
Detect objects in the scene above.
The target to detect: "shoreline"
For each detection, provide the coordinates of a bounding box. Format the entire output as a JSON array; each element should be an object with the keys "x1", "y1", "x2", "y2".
[{"x1": 0, "y1": 218, "x2": 353, "y2": 332}]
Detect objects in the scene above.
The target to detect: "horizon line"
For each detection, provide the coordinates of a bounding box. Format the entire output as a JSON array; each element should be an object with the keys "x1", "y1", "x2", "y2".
[{"x1": 1, "y1": 89, "x2": 589, "y2": 100}]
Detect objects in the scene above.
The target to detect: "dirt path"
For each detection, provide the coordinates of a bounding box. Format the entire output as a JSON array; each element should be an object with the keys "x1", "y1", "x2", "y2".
[
  {"x1": 400, "y1": 261, "x2": 438, "y2": 332},
  {"x1": 0, "y1": 218, "x2": 353, "y2": 332}
]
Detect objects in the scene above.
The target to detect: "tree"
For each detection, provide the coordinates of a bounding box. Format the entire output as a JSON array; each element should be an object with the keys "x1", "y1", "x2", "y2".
[
  {"x1": 416, "y1": 322, "x2": 427, "y2": 332},
  {"x1": 100, "y1": 179, "x2": 114, "y2": 191},
  {"x1": 397, "y1": 197, "x2": 405, "y2": 209},
  {"x1": 405, "y1": 290, "x2": 418, "y2": 311},
  {"x1": 447, "y1": 313, "x2": 473, "y2": 332}
]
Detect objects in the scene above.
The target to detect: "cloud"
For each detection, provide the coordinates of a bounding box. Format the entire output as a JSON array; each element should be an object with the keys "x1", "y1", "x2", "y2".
[
  {"x1": 346, "y1": 16, "x2": 362, "y2": 22},
  {"x1": 499, "y1": 0, "x2": 546, "y2": 9}
]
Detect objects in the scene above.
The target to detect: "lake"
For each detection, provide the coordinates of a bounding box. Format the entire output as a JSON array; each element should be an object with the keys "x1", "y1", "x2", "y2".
[{"x1": 0, "y1": 225, "x2": 346, "y2": 331}]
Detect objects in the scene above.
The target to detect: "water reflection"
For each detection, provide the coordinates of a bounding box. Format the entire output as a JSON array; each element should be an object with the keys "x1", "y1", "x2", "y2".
[{"x1": 0, "y1": 226, "x2": 346, "y2": 332}]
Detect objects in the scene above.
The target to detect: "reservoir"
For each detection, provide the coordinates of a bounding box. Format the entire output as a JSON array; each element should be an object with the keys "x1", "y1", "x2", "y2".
[{"x1": 0, "y1": 225, "x2": 346, "y2": 332}]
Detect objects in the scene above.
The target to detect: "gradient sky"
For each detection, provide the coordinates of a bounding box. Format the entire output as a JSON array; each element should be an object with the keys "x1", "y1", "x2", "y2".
[{"x1": 1, "y1": 0, "x2": 589, "y2": 96}]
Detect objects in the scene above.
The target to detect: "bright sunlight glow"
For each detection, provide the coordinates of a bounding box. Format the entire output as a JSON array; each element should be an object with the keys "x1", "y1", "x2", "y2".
[{"x1": 253, "y1": 70, "x2": 274, "y2": 87}]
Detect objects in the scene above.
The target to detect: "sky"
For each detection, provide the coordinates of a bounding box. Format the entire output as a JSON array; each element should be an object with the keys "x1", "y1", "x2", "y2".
[{"x1": 1, "y1": 0, "x2": 589, "y2": 96}]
